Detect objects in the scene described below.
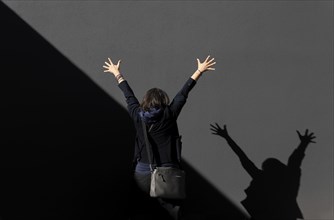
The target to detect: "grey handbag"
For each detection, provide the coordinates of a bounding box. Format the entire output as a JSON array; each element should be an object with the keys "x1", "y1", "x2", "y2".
[{"x1": 141, "y1": 120, "x2": 186, "y2": 199}]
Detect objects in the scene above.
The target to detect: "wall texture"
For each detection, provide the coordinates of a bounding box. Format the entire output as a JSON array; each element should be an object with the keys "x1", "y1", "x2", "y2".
[{"x1": 2, "y1": 1, "x2": 333, "y2": 219}]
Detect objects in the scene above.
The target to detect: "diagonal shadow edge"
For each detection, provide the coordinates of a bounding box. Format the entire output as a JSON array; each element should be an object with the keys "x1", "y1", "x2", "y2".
[
  {"x1": 1, "y1": 2, "x2": 135, "y2": 220},
  {"x1": 1, "y1": 2, "x2": 248, "y2": 220},
  {"x1": 182, "y1": 159, "x2": 250, "y2": 219}
]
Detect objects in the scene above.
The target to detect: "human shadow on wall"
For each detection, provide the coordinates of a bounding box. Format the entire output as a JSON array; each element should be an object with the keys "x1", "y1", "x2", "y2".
[
  {"x1": 0, "y1": 3, "x2": 247, "y2": 220},
  {"x1": 210, "y1": 123, "x2": 316, "y2": 220}
]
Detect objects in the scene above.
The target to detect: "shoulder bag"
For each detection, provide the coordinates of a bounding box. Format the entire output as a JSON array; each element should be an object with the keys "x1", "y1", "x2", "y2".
[{"x1": 141, "y1": 120, "x2": 186, "y2": 199}]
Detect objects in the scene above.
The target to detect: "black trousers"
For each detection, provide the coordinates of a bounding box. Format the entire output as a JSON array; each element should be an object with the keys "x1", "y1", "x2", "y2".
[{"x1": 127, "y1": 172, "x2": 184, "y2": 220}]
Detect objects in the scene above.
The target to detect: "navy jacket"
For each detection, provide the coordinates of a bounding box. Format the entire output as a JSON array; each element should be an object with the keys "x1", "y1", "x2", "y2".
[{"x1": 118, "y1": 78, "x2": 196, "y2": 165}]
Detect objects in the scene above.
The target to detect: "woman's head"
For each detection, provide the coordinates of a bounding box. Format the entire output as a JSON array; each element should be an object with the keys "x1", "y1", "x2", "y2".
[{"x1": 140, "y1": 88, "x2": 170, "y2": 111}]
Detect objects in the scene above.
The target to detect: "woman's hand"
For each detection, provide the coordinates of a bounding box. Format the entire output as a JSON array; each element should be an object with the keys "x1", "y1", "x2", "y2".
[
  {"x1": 197, "y1": 55, "x2": 216, "y2": 73},
  {"x1": 191, "y1": 55, "x2": 216, "y2": 81},
  {"x1": 103, "y1": 57, "x2": 125, "y2": 84},
  {"x1": 103, "y1": 57, "x2": 121, "y2": 76},
  {"x1": 210, "y1": 123, "x2": 229, "y2": 139}
]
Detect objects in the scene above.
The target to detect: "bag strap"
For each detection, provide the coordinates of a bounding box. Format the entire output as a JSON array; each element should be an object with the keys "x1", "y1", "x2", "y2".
[
  {"x1": 176, "y1": 135, "x2": 183, "y2": 168},
  {"x1": 141, "y1": 119, "x2": 183, "y2": 170},
  {"x1": 141, "y1": 119, "x2": 154, "y2": 172}
]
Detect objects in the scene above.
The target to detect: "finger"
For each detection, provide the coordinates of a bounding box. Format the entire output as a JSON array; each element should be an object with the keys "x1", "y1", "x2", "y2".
[
  {"x1": 103, "y1": 65, "x2": 109, "y2": 69},
  {"x1": 210, "y1": 125, "x2": 217, "y2": 130},
  {"x1": 215, "y1": 123, "x2": 222, "y2": 129},
  {"x1": 305, "y1": 129, "x2": 309, "y2": 135},
  {"x1": 224, "y1": 125, "x2": 227, "y2": 130},
  {"x1": 208, "y1": 62, "x2": 216, "y2": 67},
  {"x1": 105, "y1": 62, "x2": 111, "y2": 66},
  {"x1": 310, "y1": 137, "x2": 316, "y2": 143},
  {"x1": 108, "y1": 58, "x2": 113, "y2": 65},
  {"x1": 205, "y1": 55, "x2": 210, "y2": 62},
  {"x1": 208, "y1": 58, "x2": 215, "y2": 63},
  {"x1": 309, "y1": 132, "x2": 314, "y2": 137},
  {"x1": 103, "y1": 70, "x2": 109, "y2": 72},
  {"x1": 117, "y1": 60, "x2": 121, "y2": 68},
  {"x1": 207, "y1": 68, "x2": 215, "y2": 71},
  {"x1": 296, "y1": 130, "x2": 301, "y2": 137},
  {"x1": 197, "y1": 58, "x2": 200, "y2": 65}
]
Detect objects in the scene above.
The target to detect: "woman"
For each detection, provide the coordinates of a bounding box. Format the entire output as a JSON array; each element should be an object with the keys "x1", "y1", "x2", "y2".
[{"x1": 103, "y1": 55, "x2": 216, "y2": 220}]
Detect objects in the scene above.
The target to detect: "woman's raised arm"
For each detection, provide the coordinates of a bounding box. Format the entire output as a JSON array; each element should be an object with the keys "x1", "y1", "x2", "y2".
[{"x1": 103, "y1": 57, "x2": 140, "y2": 119}]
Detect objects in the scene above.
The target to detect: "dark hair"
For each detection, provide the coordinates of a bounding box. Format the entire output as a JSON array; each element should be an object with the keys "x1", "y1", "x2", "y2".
[{"x1": 140, "y1": 88, "x2": 170, "y2": 111}]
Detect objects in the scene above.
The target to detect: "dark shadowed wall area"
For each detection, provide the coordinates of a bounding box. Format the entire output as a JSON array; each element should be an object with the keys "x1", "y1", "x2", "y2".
[
  {"x1": 1, "y1": 2, "x2": 136, "y2": 220},
  {"x1": 1, "y1": 1, "x2": 333, "y2": 220}
]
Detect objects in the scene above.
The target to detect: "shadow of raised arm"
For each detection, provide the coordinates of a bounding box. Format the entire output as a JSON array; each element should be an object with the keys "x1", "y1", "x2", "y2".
[
  {"x1": 288, "y1": 129, "x2": 316, "y2": 169},
  {"x1": 210, "y1": 123, "x2": 261, "y2": 178}
]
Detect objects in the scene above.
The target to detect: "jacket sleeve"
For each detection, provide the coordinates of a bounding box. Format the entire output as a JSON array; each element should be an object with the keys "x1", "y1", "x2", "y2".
[
  {"x1": 169, "y1": 78, "x2": 197, "y2": 119},
  {"x1": 118, "y1": 80, "x2": 140, "y2": 120}
]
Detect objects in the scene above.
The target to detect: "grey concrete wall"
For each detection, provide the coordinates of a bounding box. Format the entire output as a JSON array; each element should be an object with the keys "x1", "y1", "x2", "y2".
[{"x1": 3, "y1": 1, "x2": 333, "y2": 219}]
